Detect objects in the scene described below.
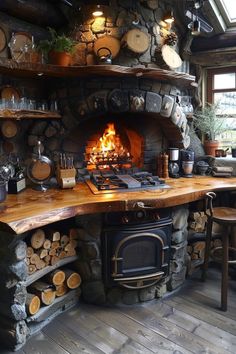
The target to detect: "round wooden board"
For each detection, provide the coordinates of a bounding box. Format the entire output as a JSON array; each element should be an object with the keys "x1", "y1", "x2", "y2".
[
  {"x1": 9, "y1": 32, "x2": 32, "y2": 62},
  {"x1": 94, "y1": 35, "x2": 121, "y2": 59},
  {"x1": 1, "y1": 86, "x2": 21, "y2": 100},
  {"x1": 122, "y1": 29, "x2": 150, "y2": 54},
  {"x1": 1, "y1": 120, "x2": 18, "y2": 138},
  {"x1": 161, "y1": 45, "x2": 182, "y2": 69},
  {"x1": 0, "y1": 27, "x2": 6, "y2": 52}
]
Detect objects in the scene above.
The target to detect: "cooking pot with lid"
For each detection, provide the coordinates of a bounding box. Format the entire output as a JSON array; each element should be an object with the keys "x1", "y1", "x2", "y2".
[{"x1": 96, "y1": 47, "x2": 112, "y2": 65}]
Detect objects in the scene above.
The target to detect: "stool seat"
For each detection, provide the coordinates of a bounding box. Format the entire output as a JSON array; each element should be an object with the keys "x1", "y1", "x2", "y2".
[
  {"x1": 210, "y1": 207, "x2": 236, "y2": 223},
  {"x1": 202, "y1": 192, "x2": 236, "y2": 311}
]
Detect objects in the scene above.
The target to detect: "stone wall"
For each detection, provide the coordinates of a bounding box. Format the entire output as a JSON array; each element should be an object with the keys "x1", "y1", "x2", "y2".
[{"x1": 68, "y1": 0, "x2": 189, "y2": 72}]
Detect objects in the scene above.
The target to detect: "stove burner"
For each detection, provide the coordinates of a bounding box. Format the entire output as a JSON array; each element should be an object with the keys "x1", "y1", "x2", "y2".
[{"x1": 86, "y1": 171, "x2": 170, "y2": 194}]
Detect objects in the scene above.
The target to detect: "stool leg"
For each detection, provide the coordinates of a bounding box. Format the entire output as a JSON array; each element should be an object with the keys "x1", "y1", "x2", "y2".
[
  {"x1": 221, "y1": 226, "x2": 229, "y2": 311},
  {"x1": 202, "y1": 218, "x2": 213, "y2": 282}
]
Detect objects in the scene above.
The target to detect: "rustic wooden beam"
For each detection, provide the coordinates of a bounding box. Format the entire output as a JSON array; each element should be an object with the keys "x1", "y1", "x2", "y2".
[
  {"x1": 0, "y1": 12, "x2": 49, "y2": 42},
  {"x1": 191, "y1": 32, "x2": 236, "y2": 52},
  {"x1": 0, "y1": 1, "x2": 66, "y2": 28},
  {"x1": 190, "y1": 47, "x2": 236, "y2": 66},
  {"x1": 0, "y1": 58, "x2": 197, "y2": 88}
]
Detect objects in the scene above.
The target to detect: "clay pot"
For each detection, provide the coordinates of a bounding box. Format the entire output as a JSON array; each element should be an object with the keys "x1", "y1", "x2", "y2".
[
  {"x1": 204, "y1": 140, "x2": 219, "y2": 156},
  {"x1": 48, "y1": 51, "x2": 71, "y2": 66}
]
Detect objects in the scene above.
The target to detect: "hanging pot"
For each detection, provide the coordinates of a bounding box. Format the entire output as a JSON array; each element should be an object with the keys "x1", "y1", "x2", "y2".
[{"x1": 96, "y1": 47, "x2": 112, "y2": 65}]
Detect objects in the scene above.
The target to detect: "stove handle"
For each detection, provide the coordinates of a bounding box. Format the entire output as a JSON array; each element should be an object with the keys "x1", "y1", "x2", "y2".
[{"x1": 133, "y1": 201, "x2": 156, "y2": 209}]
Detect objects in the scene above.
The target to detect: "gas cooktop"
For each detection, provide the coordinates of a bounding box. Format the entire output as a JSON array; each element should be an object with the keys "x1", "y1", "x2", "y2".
[{"x1": 85, "y1": 172, "x2": 170, "y2": 194}]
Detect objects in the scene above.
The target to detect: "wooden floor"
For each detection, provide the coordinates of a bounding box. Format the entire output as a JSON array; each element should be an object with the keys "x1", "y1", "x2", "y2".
[{"x1": 1, "y1": 267, "x2": 236, "y2": 354}]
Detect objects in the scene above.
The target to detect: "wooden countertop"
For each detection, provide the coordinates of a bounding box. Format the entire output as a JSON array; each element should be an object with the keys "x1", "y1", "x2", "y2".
[{"x1": 0, "y1": 176, "x2": 236, "y2": 235}]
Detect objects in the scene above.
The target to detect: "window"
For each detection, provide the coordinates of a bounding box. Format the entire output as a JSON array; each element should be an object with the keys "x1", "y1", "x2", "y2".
[
  {"x1": 207, "y1": 67, "x2": 236, "y2": 152},
  {"x1": 214, "y1": 0, "x2": 236, "y2": 28}
]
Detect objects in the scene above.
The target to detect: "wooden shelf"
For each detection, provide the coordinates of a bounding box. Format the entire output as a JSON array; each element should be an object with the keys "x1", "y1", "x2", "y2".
[
  {"x1": 0, "y1": 109, "x2": 61, "y2": 119},
  {"x1": 0, "y1": 58, "x2": 197, "y2": 88},
  {"x1": 25, "y1": 255, "x2": 78, "y2": 286},
  {"x1": 26, "y1": 288, "x2": 80, "y2": 324}
]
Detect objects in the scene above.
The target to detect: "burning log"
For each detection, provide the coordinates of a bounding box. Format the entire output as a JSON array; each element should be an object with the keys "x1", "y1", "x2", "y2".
[{"x1": 86, "y1": 122, "x2": 132, "y2": 170}]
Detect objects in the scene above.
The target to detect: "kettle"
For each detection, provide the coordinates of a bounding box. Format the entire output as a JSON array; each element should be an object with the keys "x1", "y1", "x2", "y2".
[{"x1": 97, "y1": 47, "x2": 112, "y2": 65}]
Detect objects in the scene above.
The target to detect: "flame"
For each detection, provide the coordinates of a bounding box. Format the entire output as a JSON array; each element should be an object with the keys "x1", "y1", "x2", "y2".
[{"x1": 88, "y1": 122, "x2": 131, "y2": 169}]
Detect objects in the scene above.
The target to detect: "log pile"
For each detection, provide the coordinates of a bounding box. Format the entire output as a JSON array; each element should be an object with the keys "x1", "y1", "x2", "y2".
[
  {"x1": 26, "y1": 268, "x2": 81, "y2": 316},
  {"x1": 26, "y1": 228, "x2": 78, "y2": 274},
  {"x1": 187, "y1": 238, "x2": 222, "y2": 262}
]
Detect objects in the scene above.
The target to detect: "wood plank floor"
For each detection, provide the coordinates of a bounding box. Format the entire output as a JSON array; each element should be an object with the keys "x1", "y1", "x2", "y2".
[{"x1": 1, "y1": 267, "x2": 236, "y2": 354}]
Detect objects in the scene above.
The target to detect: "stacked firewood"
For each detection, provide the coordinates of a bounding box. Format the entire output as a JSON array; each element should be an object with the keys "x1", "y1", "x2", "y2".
[
  {"x1": 25, "y1": 228, "x2": 78, "y2": 274},
  {"x1": 187, "y1": 238, "x2": 222, "y2": 261},
  {"x1": 26, "y1": 268, "x2": 81, "y2": 316}
]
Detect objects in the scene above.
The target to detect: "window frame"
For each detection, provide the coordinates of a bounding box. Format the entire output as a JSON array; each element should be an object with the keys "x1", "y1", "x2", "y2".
[
  {"x1": 207, "y1": 66, "x2": 236, "y2": 114},
  {"x1": 214, "y1": 0, "x2": 236, "y2": 28}
]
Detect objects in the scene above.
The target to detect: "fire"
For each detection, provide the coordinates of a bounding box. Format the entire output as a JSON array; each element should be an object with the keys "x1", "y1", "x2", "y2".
[{"x1": 87, "y1": 123, "x2": 131, "y2": 169}]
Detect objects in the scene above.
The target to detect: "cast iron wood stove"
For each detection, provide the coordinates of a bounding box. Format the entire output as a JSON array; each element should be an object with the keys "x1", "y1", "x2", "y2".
[{"x1": 102, "y1": 208, "x2": 172, "y2": 289}]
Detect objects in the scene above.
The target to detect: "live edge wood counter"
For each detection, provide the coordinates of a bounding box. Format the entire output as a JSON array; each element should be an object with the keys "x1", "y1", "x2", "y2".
[{"x1": 0, "y1": 176, "x2": 236, "y2": 235}]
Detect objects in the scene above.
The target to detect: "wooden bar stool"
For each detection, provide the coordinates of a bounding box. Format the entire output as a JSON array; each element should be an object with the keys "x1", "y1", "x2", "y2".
[{"x1": 201, "y1": 191, "x2": 236, "y2": 311}]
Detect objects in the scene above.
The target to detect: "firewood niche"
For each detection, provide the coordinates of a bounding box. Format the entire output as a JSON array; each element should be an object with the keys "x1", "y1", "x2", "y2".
[{"x1": 0, "y1": 223, "x2": 82, "y2": 350}]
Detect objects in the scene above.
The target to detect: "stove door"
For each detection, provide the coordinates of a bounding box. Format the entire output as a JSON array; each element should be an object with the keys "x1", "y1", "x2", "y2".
[{"x1": 102, "y1": 221, "x2": 172, "y2": 289}]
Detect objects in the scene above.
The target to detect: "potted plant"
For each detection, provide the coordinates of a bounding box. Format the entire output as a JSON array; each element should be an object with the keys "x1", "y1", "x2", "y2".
[
  {"x1": 193, "y1": 102, "x2": 227, "y2": 156},
  {"x1": 38, "y1": 28, "x2": 76, "y2": 66}
]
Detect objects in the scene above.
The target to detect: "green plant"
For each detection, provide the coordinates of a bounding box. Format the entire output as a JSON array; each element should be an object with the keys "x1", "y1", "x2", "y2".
[
  {"x1": 37, "y1": 28, "x2": 76, "y2": 56},
  {"x1": 193, "y1": 102, "x2": 227, "y2": 141}
]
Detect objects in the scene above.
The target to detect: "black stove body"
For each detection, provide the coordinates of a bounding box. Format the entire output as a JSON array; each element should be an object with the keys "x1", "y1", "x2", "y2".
[{"x1": 102, "y1": 208, "x2": 172, "y2": 289}]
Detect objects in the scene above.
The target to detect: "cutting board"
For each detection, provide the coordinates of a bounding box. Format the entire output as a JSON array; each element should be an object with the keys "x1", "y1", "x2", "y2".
[
  {"x1": 94, "y1": 35, "x2": 121, "y2": 59},
  {"x1": 161, "y1": 44, "x2": 182, "y2": 69}
]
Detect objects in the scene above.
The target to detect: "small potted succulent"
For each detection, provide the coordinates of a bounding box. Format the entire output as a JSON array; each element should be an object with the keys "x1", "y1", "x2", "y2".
[{"x1": 38, "y1": 28, "x2": 76, "y2": 66}]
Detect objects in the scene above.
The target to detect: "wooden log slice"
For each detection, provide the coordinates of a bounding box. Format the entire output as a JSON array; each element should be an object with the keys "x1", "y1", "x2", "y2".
[
  {"x1": 64, "y1": 269, "x2": 81, "y2": 289},
  {"x1": 161, "y1": 45, "x2": 182, "y2": 69},
  {"x1": 30, "y1": 253, "x2": 40, "y2": 265},
  {"x1": 25, "y1": 293, "x2": 41, "y2": 315},
  {"x1": 28, "y1": 264, "x2": 36, "y2": 275},
  {"x1": 50, "y1": 255, "x2": 59, "y2": 266},
  {"x1": 1, "y1": 120, "x2": 18, "y2": 138},
  {"x1": 55, "y1": 283, "x2": 68, "y2": 297},
  {"x1": 31, "y1": 229, "x2": 46, "y2": 249},
  {"x1": 37, "y1": 248, "x2": 48, "y2": 259},
  {"x1": 60, "y1": 234, "x2": 69, "y2": 247},
  {"x1": 94, "y1": 35, "x2": 120, "y2": 59},
  {"x1": 29, "y1": 281, "x2": 56, "y2": 306},
  {"x1": 51, "y1": 241, "x2": 60, "y2": 250},
  {"x1": 43, "y1": 239, "x2": 51, "y2": 250},
  {"x1": 44, "y1": 255, "x2": 51, "y2": 265},
  {"x1": 0, "y1": 27, "x2": 6, "y2": 52},
  {"x1": 122, "y1": 29, "x2": 150, "y2": 54},
  {"x1": 45, "y1": 269, "x2": 65, "y2": 286},
  {"x1": 26, "y1": 246, "x2": 34, "y2": 258}
]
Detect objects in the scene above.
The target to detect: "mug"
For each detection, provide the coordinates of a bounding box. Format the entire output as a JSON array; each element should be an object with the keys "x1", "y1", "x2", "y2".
[{"x1": 232, "y1": 148, "x2": 236, "y2": 158}]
